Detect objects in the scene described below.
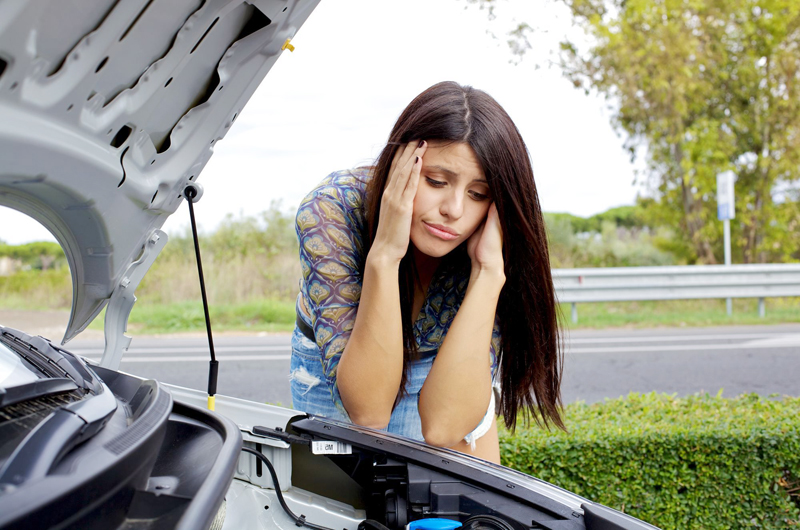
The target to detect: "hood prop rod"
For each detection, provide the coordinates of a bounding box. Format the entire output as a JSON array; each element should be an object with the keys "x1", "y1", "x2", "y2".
[{"x1": 184, "y1": 183, "x2": 218, "y2": 411}]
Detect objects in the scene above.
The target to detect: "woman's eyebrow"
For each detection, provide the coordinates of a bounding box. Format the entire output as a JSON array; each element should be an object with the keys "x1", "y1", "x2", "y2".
[
  {"x1": 426, "y1": 165, "x2": 458, "y2": 177},
  {"x1": 426, "y1": 164, "x2": 487, "y2": 183}
]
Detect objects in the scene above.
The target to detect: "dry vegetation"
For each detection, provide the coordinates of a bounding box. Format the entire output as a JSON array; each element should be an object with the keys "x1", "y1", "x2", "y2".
[
  {"x1": 2, "y1": 202, "x2": 798, "y2": 332},
  {"x1": 141, "y1": 201, "x2": 300, "y2": 305},
  {"x1": 0, "y1": 201, "x2": 300, "y2": 311}
]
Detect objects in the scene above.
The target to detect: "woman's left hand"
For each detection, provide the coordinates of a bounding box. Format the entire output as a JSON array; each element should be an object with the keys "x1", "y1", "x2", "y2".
[{"x1": 467, "y1": 203, "x2": 504, "y2": 277}]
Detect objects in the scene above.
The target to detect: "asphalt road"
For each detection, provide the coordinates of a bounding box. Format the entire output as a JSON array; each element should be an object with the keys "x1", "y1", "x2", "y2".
[{"x1": 66, "y1": 324, "x2": 800, "y2": 407}]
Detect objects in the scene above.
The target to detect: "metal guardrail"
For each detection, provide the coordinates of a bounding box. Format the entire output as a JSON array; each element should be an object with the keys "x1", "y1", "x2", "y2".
[{"x1": 552, "y1": 264, "x2": 800, "y2": 322}]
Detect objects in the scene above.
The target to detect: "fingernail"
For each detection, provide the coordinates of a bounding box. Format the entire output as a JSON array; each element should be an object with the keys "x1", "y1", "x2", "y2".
[
  {"x1": 415, "y1": 156, "x2": 420, "y2": 164},
  {"x1": 418, "y1": 140, "x2": 425, "y2": 148}
]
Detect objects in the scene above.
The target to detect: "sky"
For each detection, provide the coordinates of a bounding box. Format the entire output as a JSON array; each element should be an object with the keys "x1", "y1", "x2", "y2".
[{"x1": 0, "y1": 0, "x2": 643, "y2": 245}]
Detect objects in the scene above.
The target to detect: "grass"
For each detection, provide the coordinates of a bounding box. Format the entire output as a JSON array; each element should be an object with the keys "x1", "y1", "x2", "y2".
[
  {"x1": 87, "y1": 299, "x2": 296, "y2": 334},
  {"x1": 80, "y1": 296, "x2": 800, "y2": 335},
  {"x1": 2, "y1": 266, "x2": 798, "y2": 335},
  {"x1": 561, "y1": 297, "x2": 800, "y2": 329},
  {"x1": 0, "y1": 268, "x2": 72, "y2": 310}
]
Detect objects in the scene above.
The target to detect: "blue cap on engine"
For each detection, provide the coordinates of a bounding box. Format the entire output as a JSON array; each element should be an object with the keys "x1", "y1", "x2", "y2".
[{"x1": 407, "y1": 519, "x2": 463, "y2": 530}]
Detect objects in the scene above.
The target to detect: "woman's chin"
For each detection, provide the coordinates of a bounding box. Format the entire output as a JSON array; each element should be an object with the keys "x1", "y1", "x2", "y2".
[{"x1": 411, "y1": 237, "x2": 460, "y2": 259}]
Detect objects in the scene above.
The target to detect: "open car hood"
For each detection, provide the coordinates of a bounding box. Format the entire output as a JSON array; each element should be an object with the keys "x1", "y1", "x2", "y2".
[{"x1": 0, "y1": 0, "x2": 320, "y2": 350}]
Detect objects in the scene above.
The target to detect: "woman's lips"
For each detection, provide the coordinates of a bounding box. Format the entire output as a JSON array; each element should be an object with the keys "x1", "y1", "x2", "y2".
[{"x1": 423, "y1": 221, "x2": 459, "y2": 241}]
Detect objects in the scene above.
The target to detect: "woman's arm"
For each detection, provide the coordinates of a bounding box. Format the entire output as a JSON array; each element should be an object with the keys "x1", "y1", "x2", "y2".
[
  {"x1": 418, "y1": 268, "x2": 503, "y2": 447},
  {"x1": 418, "y1": 204, "x2": 505, "y2": 448},
  {"x1": 449, "y1": 416, "x2": 501, "y2": 464},
  {"x1": 336, "y1": 141, "x2": 427, "y2": 428},
  {"x1": 335, "y1": 252, "x2": 403, "y2": 427}
]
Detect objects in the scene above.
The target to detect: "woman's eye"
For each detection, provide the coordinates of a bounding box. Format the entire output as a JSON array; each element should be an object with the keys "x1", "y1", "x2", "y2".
[
  {"x1": 469, "y1": 190, "x2": 490, "y2": 201},
  {"x1": 425, "y1": 177, "x2": 446, "y2": 187}
]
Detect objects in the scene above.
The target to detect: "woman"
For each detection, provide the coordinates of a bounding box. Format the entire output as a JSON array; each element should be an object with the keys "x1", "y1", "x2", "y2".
[{"x1": 291, "y1": 81, "x2": 564, "y2": 463}]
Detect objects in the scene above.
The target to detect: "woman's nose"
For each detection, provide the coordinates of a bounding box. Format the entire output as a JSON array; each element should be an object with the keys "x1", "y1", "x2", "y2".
[{"x1": 439, "y1": 192, "x2": 464, "y2": 219}]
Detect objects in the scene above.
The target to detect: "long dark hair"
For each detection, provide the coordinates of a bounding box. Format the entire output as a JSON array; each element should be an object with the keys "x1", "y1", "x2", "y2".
[{"x1": 365, "y1": 81, "x2": 564, "y2": 431}]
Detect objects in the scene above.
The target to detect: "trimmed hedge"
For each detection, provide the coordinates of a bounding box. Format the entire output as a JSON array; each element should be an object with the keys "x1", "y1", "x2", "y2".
[{"x1": 499, "y1": 393, "x2": 800, "y2": 529}]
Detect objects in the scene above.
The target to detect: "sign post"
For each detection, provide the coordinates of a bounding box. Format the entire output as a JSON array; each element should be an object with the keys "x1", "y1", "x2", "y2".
[{"x1": 717, "y1": 171, "x2": 735, "y2": 316}]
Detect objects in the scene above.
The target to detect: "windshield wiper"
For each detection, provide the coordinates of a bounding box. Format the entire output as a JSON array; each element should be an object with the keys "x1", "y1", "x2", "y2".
[
  {"x1": 0, "y1": 379, "x2": 117, "y2": 487},
  {"x1": 0, "y1": 327, "x2": 118, "y2": 488},
  {"x1": 0, "y1": 378, "x2": 78, "y2": 409},
  {"x1": 0, "y1": 327, "x2": 101, "y2": 393}
]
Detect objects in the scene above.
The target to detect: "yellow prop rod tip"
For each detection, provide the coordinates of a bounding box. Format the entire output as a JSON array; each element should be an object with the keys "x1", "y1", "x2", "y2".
[
  {"x1": 207, "y1": 395, "x2": 216, "y2": 411},
  {"x1": 282, "y1": 38, "x2": 295, "y2": 52}
]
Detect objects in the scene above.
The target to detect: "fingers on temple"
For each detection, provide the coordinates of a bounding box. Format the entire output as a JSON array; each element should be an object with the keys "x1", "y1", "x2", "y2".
[
  {"x1": 404, "y1": 154, "x2": 422, "y2": 196},
  {"x1": 388, "y1": 141, "x2": 425, "y2": 194},
  {"x1": 387, "y1": 144, "x2": 405, "y2": 186},
  {"x1": 387, "y1": 141, "x2": 415, "y2": 193}
]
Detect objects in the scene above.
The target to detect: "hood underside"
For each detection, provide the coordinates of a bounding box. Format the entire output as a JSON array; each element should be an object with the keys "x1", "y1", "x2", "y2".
[{"x1": 0, "y1": 0, "x2": 320, "y2": 343}]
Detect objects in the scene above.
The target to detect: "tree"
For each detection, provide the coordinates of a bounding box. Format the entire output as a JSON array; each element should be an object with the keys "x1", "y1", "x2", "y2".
[{"x1": 469, "y1": 0, "x2": 800, "y2": 263}]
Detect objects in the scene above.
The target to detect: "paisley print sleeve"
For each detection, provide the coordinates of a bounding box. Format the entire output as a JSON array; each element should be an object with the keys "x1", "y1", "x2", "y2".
[{"x1": 296, "y1": 174, "x2": 365, "y2": 417}]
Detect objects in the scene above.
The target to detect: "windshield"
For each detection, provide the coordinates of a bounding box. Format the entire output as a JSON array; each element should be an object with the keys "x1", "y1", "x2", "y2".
[{"x1": 0, "y1": 340, "x2": 40, "y2": 390}]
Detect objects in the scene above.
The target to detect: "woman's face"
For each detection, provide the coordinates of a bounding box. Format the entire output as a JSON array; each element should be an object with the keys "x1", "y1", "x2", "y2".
[{"x1": 410, "y1": 141, "x2": 492, "y2": 258}]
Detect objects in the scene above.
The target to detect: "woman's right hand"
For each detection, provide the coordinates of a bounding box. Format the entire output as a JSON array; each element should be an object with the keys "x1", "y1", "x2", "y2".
[{"x1": 370, "y1": 140, "x2": 427, "y2": 264}]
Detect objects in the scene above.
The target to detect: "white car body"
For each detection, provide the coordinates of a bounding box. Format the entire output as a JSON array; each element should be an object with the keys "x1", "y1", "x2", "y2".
[{"x1": 0, "y1": 2, "x2": 659, "y2": 529}]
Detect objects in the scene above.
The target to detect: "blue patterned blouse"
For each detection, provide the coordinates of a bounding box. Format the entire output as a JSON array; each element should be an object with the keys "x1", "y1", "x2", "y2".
[{"x1": 295, "y1": 168, "x2": 501, "y2": 411}]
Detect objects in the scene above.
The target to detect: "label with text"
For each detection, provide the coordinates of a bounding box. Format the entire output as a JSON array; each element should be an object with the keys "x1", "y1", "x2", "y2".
[{"x1": 311, "y1": 440, "x2": 352, "y2": 455}]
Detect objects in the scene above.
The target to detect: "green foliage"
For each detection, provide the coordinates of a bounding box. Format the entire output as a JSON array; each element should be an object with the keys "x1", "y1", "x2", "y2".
[
  {"x1": 559, "y1": 0, "x2": 800, "y2": 265},
  {"x1": 559, "y1": 297, "x2": 800, "y2": 329},
  {"x1": 546, "y1": 205, "x2": 650, "y2": 236},
  {"x1": 591, "y1": 205, "x2": 648, "y2": 231},
  {"x1": 206, "y1": 200, "x2": 297, "y2": 260},
  {"x1": 0, "y1": 268, "x2": 71, "y2": 309},
  {"x1": 0, "y1": 202, "x2": 300, "y2": 312},
  {"x1": 98, "y1": 298, "x2": 297, "y2": 334},
  {"x1": 138, "y1": 200, "x2": 300, "y2": 305},
  {"x1": 0, "y1": 241, "x2": 66, "y2": 270},
  {"x1": 500, "y1": 393, "x2": 800, "y2": 529},
  {"x1": 544, "y1": 208, "x2": 676, "y2": 268}
]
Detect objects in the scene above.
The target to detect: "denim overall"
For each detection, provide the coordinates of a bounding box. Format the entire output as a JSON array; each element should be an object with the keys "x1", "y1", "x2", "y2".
[{"x1": 290, "y1": 325, "x2": 494, "y2": 445}]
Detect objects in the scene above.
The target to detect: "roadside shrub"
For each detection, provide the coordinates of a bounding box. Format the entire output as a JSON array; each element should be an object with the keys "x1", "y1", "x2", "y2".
[
  {"x1": 499, "y1": 393, "x2": 800, "y2": 529},
  {"x1": 544, "y1": 214, "x2": 677, "y2": 268},
  {"x1": 0, "y1": 241, "x2": 66, "y2": 270},
  {"x1": 0, "y1": 268, "x2": 71, "y2": 309},
  {"x1": 138, "y1": 201, "x2": 300, "y2": 305}
]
